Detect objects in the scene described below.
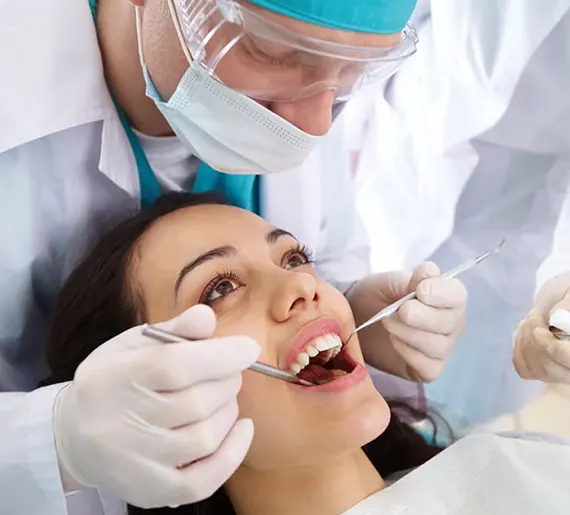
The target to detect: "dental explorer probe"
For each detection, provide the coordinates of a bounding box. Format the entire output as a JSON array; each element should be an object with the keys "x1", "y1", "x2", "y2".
[
  {"x1": 141, "y1": 324, "x2": 316, "y2": 387},
  {"x1": 347, "y1": 239, "x2": 507, "y2": 341}
]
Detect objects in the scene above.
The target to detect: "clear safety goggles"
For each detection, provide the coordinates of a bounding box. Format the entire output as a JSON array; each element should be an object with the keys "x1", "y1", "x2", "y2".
[{"x1": 168, "y1": 0, "x2": 418, "y2": 103}]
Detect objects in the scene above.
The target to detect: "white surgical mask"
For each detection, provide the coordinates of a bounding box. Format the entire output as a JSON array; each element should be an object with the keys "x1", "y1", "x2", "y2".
[{"x1": 135, "y1": 8, "x2": 323, "y2": 175}]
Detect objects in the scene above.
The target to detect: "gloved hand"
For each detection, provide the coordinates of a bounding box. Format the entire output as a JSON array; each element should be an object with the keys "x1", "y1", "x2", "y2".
[
  {"x1": 347, "y1": 262, "x2": 468, "y2": 382},
  {"x1": 53, "y1": 304, "x2": 260, "y2": 508},
  {"x1": 514, "y1": 287, "x2": 570, "y2": 384}
]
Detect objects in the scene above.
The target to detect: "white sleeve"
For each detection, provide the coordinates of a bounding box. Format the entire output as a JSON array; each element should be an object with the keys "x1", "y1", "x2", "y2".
[
  {"x1": 318, "y1": 209, "x2": 372, "y2": 293},
  {"x1": 314, "y1": 116, "x2": 371, "y2": 291},
  {"x1": 0, "y1": 384, "x2": 69, "y2": 515},
  {"x1": 394, "y1": 0, "x2": 570, "y2": 148},
  {"x1": 536, "y1": 172, "x2": 570, "y2": 292},
  {"x1": 424, "y1": 2, "x2": 570, "y2": 296}
]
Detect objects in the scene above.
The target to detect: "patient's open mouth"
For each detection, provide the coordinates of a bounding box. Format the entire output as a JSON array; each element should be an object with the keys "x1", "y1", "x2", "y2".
[
  {"x1": 285, "y1": 318, "x2": 359, "y2": 386},
  {"x1": 290, "y1": 334, "x2": 357, "y2": 384}
]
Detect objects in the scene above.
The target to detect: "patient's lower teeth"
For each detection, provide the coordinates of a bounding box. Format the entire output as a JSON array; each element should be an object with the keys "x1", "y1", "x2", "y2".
[
  {"x1": 318, "y1": 349, "x2": 334, "y2": 364},
  {"x1": 314, "y1": 369, "x2": 349, "y2": 385}
]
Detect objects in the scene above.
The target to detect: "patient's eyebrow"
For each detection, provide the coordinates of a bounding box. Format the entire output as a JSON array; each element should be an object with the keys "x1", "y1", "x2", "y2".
[
  {"x1": 266, "y1": 228, "x2": 296, "y2": 244},
  {"x1": 174, "y1": 246, "x2": 236, "y2": 295}
]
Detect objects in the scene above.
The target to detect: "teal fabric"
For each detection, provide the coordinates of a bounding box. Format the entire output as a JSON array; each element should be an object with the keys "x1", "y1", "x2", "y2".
[
  {"x1": 250, "y1": 0, "x2": 417, "y2": 34},
  {"x1": 192, "y1": 169, "x2": 261, "y2": 214},
  {"x1": 88, "y1": 0, "x2": 261, "y2": 213}
]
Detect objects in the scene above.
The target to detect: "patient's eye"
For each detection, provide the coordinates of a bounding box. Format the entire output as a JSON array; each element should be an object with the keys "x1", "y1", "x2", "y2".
[
  {"x1": 200, "y1": 271, "x2": 242, "y2": 304},
  {"x1": 283, "y1": 244, "x2": 314, "y2": 270}
]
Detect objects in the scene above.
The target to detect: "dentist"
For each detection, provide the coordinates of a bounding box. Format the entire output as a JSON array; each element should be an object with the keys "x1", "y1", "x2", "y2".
[{"x1": 0, "y1": 0, "x2": 467, "y2": 512}]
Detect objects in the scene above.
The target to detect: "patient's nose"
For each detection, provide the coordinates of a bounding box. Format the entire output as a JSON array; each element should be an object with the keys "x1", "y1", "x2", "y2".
[{"x1": 270, "y1": 271, "x2": 319, "y2": 322}]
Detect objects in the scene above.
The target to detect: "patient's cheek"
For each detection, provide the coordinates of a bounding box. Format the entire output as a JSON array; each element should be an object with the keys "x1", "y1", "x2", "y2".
[{"x1": 236, "y1": 371, "x2": 267, "y2": 420}]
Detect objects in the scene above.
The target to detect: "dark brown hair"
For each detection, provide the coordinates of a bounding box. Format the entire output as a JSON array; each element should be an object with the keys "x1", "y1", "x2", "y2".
[{"x1": 42, "y1": 192, "x2": 445, "y2": 515}]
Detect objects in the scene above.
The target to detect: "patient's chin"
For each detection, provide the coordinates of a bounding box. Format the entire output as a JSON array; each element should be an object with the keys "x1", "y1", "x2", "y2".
[
  {"x1": 238, "y1": 376, "x2": 390, "y2": 471},
  {"x1": 338, "y1": 390, "x2": 391, "y2": 450},
  {"x1": 306, "y1": 384, "x2": 391, "y2": 464}
]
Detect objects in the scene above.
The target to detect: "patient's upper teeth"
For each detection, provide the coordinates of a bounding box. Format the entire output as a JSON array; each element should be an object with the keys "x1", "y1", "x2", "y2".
[
  {"x1": 296, "y1": 352, "x2": 310, "y2": 367},
  {"x1": 315, "y1": 334, "x2": 341, "y2": 352},
  {"x1": 319, "y1": 349, "x2": 334, "y2": 364},
  {"x1": 314, "y1": 337, "x2": 328, "y2": 351},
  {"x1": 306, "y1": 345, "x2": 319, "y2": 357},
  {"x1": 290, "y1": 334, "x2": 343, "y2": 376}
]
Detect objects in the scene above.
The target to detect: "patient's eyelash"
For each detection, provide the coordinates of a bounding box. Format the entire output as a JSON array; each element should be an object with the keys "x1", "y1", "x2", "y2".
[
  {"x1": 198, "y1": 244, "x2": 313, "y2": 305},
  {"x1": 200, "y1": 270, "x2": 242, "y2": 305},
  {"x1": 283, "y1": 244, "x2": 314, "y2": 269}
]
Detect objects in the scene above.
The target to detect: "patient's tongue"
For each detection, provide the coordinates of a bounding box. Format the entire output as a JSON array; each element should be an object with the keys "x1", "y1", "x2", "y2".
[{"x1": 298, "y1": 364, "x2": 345, "y2": 385}]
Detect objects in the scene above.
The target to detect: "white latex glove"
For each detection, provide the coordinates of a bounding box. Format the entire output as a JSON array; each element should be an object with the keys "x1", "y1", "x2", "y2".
[
  {"x1": 347, "y1": 262, "x2": 468, "y2": 382},
  {"x1": 514, "y1": 289, "x2": 570, "y2": 384},
  {"x1": 53, "y1": 304, "x2": 260, "y2": 508}
]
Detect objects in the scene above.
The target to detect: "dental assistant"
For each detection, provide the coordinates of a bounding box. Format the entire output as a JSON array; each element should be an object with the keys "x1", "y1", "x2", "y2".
[
  {"x1": 0, "y1": 0, "x2": 468, "y2": 513},
  {"x1": 346, "y1": 0, "x2": 570, "y2": 430}
]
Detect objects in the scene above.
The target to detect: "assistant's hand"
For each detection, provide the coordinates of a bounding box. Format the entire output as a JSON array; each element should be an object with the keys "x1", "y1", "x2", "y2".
[
  {"x1": 514, "y1": 285, "x2": 570, "y2": 384},
  {"x1": 347, "y1": 262, "x2": 467, "y2": 382},
  {"x1": 53, "y1": 305, "x2": 260, "y2": 508}
]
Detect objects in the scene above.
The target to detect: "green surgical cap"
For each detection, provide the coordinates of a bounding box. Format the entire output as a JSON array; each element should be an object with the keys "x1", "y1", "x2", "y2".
[{"x1": 249, "y1": 0, "x2": 418, "y2": 34}]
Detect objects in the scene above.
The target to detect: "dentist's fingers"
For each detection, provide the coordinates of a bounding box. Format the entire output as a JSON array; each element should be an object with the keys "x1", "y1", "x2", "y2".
[
  {"x1": 389, "y1": 335, "x2": 445, "y2": 383},
  {"x1": 157, "y1": 400, "x2": 242, "y2": 468},
  {"x1": 140, "y1": 374, "x2": 244, "y2": 428},
  {"x1": 174, "y1": 419, "x2": 255, "y2": 502},
  {"x1": 143, "y1": 418, "x2": 255, "y2": 508},
  {"x1": 130, "y1": 336, "x2": 259, "y2": 392},
  {"x1": 393, "y1": 299, "x2": 464, "y2": 335},
  {"x1": 382, "y1": 318, "x2": 455, "y2": 360},
  {"x1": 408, "y1": 262, "x2": 440, "y2": 291},
  {"x1": 416, "y1": 276, "x2": 468, "y2": 310}
]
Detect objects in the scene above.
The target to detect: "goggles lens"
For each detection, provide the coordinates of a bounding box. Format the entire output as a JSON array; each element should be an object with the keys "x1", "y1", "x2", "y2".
[{"x1": 170, "y1": 0, "x2": 418, "y2": 102}]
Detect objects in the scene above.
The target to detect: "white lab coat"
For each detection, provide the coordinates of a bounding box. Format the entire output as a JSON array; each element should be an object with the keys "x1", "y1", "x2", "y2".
[
  {"x1": 350, "y1": 0, "x2": 570, "y2": 428},
  {"x1": 0, "y1": 0, "x2": 370, "y2": 513}
]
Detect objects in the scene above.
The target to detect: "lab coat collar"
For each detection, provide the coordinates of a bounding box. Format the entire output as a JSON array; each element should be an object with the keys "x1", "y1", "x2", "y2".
[{"x1": 0, "y1": 0, "x2": 140, "y2": 197}]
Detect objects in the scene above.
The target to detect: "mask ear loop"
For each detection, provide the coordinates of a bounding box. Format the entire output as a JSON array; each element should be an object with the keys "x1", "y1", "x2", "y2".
[
  {"x1": 134, "y1": 6, "x2": 150, "y2": 65},
  {"x1": 167, "y1": 0, "x2": 194, "y2": 63}
]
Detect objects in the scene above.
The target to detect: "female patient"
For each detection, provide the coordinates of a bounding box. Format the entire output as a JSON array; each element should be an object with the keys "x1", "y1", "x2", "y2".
[{"x1": 43, "y1": 193, "x2": 570, "y2": 515}]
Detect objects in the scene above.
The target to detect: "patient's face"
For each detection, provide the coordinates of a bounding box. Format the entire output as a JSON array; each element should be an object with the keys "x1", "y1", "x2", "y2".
[{"x1": 134, "y1": 204, "x2": 389, "y2": 471}]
